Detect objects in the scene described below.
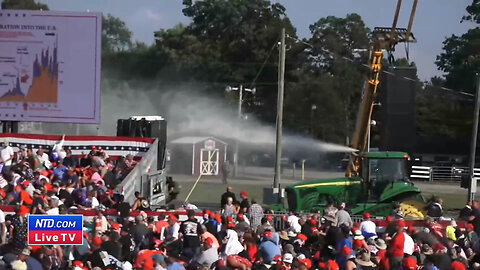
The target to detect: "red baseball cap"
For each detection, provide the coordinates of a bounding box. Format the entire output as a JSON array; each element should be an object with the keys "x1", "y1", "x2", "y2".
[
  {"x1": 264, "y1": 231, "x2": 273, "y2": 238},
  {"x1": 240, "y1": 190, "x2": 248, "y2": 197},
  {"x1": 22, "y1": 181, "x2": 30, "y2": 187},
  {"x1": 203, "y1": 209, "x2": 211, "y2": 215},
  {"x1": 363, "y1": 212, "x2": 371, "y2": 219},
  {"x1": 297, "y1": 234, "x2": 308, "y2": 241},
  {"x1": 386, "y1": 216, "x2": 393, "y2": 222},
  {"x1": 327, "y1": 260, "x2": 339, "y2": 270},
  {"x1": 433, "y1": 243, "x2": 445, "y2": 251},
  {"x1": 451, "y1": 261, "x2": 467, "y2": 270},
  {"x1": 318, "y1": 262, "x2": 327, "y2": 269},
  {"x1": 227, "y1": 216, "x2": 234, "y2": 222},
  {"x1": 397, "y1": 220, "x2": 406, "y2": 228},
  {"x1": 267, "y1": 215, "x2": 273, "y2": 221},
  {"x1": 73, "y1": 261, "x2": 84, "y2": 267},
  {"x1": 299, "y1": 258, "x2": 312, "y2": 269},
  {"x1": 237, "y1": 213, "x2": 244, "y2": 220},
  {"x1": 402, "y1": 256, "x2": 417, "y2": 270},
  {"x1": 208, "y1": 212, "x2": 215, "y2": 219},
  {"x1": 92, "y1": 146, "x2": 97, "y2": 150},
  {"x1": 468, "y1": 223, "x2": 475, "y2": 230},
  {"x1": 92, "y1": 237, "x2": 102, "y2": 246},
  {"x1": 168, "y1": 215, "x2": 178, "y2": 221},
  {"x1": 310, "y1": 219, "x2": 317, "y2": 226}
]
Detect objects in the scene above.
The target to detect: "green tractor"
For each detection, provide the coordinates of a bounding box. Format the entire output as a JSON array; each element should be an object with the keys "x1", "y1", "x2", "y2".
[
  {"x1": 285, "y1": 152, "x2": 426, "y2": 217},
  {"x1": 282, "y1": 2, "x2": 425, "y2": 217}
]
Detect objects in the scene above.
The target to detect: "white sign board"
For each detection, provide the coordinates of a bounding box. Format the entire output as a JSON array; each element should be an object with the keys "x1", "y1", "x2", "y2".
[{"x1": 0, "y1": 10, "x2": 101, "y2": 123}]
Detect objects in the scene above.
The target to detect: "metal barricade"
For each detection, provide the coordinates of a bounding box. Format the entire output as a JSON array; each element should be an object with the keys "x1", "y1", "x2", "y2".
[{"x1": 410, "y1": 166, "x2": 432, "y2": 181}]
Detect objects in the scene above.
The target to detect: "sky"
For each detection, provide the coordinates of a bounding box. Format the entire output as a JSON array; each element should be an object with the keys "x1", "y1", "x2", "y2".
[{"x1": 31, "y1": 0, "x2": 477, "y2": 80}]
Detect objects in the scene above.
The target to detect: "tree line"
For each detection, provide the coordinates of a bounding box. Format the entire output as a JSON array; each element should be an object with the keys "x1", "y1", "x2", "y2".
[{"x1": 3, "y1": 0, "x2": 479, "y2": 145}]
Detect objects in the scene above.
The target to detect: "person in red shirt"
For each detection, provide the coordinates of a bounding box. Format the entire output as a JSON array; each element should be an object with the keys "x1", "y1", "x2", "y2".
[
  {"x1": 388, "y1": 220, "x2": 406, "y2": 269},
  {"x1": 15, "y1": 186, "x2": 33, "y2": 206},
  {"x1": 374, "y1": 238, "x2": 389, "y2": 270}
]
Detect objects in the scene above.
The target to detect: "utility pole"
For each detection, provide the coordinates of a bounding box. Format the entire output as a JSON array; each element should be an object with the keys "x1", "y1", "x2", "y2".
[
  {"x1": 469, "y1": 73, "x2": 480, "y2": 203},
  {"x1": 273, "y1": 28, "x2": 286, "y2": 191},
  {"x1": 233, "y1": 85, "x2": 243, "y2": 177}
]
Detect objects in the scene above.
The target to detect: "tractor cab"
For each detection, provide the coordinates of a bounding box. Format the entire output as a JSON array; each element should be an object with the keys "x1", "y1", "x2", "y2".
[{"x1": 359, "y1": 152, "x2": 414, "y2": 201}]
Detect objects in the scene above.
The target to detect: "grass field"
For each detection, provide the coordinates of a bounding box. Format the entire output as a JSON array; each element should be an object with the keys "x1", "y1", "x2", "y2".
[
  {"x1": 171, "y1": 177, "x2": 468, "y2": 218},
  {"x1": 176, "y1": 180, "x2": 267, "y2": 207}
]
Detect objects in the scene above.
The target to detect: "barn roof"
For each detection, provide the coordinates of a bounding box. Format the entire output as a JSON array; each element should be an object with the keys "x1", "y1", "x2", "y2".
[{"x1": 170, "y1": 136, "x2": 227, "y2": 145}]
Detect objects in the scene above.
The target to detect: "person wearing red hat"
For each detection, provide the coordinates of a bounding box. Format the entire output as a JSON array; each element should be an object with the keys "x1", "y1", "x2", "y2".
[
  {"x1": 388, "y1": 220, "x2": 406, "y2": 269},
  {"x1": 10, "y1": 205, "x2": 29, "y2": 253},
  {"x1": 451, "y1": 261, "x2": 467, "y2": 270},
  {"x1": 431, "y1": 242, "x2": 452, "y2": 270},
  {"x1": 239, "y1": 190, "x2": 250, "y2": 213},
  {"x1": 298, "y1": 258, "x2": 312, "y2": 269},
  {"x1": 193, "y1": 237, "x2": 218, "y2": 268},
  {"x1": 165, "y1": 215, "x2": 180, "y2": 242},
  {"x1": 236, "y1": 213, "x2": 250, "y2": 233},
  {"x1": 359, "y1": 212, "x2": 377, "y2": 240}
]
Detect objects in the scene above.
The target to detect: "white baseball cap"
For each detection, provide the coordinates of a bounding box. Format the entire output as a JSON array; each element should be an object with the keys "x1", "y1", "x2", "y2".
[{"x1": 283, "y1": 253, "x2": 293, "y2": 264}]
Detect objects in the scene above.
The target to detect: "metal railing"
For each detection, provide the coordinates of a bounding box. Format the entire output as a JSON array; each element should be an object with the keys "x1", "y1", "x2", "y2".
[
  {"x1": 410, "y1": 166, "x2": 480, "y2": 182},
  {"x1": 410, "y1": 166, "x2": 432, "y2": 181}
]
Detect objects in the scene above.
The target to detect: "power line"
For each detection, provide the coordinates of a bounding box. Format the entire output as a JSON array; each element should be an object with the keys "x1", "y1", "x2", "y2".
[
  {"x1": 249, "y1": 38, "x2": 279, "y2": 88},
  {"x1": 286, "y1": 35, "x2": 475, "y2": 99}
]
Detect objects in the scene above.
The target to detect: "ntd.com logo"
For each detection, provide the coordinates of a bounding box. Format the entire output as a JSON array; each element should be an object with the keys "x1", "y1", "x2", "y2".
[{"x1": 28, "y1": 215, "x2": 83, "y2": 245}]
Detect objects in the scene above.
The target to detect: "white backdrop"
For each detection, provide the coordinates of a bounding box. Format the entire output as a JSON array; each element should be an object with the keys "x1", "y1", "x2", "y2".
[{"x1": 0, "y1": 10, "x2": 101, "y2": 124}]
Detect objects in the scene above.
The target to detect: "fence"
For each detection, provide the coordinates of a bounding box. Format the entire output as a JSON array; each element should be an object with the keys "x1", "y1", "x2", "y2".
[{"x1": 409, "y1": 166, "x2": 480, "y2": 182}]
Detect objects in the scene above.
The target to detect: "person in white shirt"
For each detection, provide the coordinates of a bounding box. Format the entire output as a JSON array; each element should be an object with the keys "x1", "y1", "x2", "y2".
[
  {"x1": 36, "y1": 148, "x2": 51, "y2": 169},
  {"x1": 359, "y1": 212, "x2": 377, "y2": 239},
  {"x1": 288, "y1": 212, "x2": 301, "y2": 233},
  {"x1": 46, "y1": 199, "x2": 60, "y2": 215},
  {"x1": 1, "y1": 141, "x2": 14, "y2": 167},
  {"x1": 165, "y1": 216, "x2": 180, "y2": 242},
  {"x1": 403, "y1": 231, "x2": 415, "y2": 255},
  {"x1": 52, "y1": 134, "x2": 67, "y2": 161}
]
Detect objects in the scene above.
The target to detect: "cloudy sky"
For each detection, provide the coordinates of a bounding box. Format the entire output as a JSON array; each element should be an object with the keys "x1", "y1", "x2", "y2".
[{"x1": 34, "y1": 0, "x2": 476, "y2": 80}]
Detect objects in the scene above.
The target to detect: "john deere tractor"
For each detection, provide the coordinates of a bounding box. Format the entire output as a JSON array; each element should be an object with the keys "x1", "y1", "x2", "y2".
[
  {"x1": 285, "y1": 0, "x2": 425, "y2": 217},
  {"x1": 285, "y1": 152, "x2": 425, "y2": 217}
]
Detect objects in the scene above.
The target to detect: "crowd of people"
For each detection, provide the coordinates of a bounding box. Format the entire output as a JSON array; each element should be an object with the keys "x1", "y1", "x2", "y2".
[{"x1": 0, "y1": 138, "x2": 480, "y2": 270}]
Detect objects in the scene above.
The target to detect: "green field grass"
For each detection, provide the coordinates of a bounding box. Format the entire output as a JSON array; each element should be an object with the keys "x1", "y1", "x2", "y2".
[{"x1": 176, "y1": 181, "x2": 267, "y2": 207}]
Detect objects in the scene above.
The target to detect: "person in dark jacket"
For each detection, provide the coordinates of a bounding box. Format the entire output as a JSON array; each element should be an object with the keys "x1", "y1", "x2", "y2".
[
  {"x1": 220, "y1": 187, "x2": 236, "y2": 208},
  {"x1": 459, "y1": 202, "x2": 473, "y2": 221},
  {"x1": 427, "y1": 198, "x2": 443, "y2": 218}
]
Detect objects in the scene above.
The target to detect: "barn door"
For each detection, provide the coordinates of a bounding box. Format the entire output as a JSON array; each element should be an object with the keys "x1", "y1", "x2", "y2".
[{"x1": 200, "y1": 149, "x2": 219, "y2": 175}]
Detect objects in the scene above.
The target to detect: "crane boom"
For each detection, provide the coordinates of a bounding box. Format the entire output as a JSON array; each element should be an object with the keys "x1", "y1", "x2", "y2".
[{"x1": 346, "y1": 0, "x2": 418, "y2": 177}]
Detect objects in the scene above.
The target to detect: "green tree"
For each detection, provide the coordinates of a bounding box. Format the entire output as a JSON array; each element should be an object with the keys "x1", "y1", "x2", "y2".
[
  {"x1": 102, "y1": 14, "x2": 133, "y2": 54},
  {"x1": 152, "y1": 0, "x2": 298, "y2": 122},
  {"x1": 436, "y1": 0, "x2": 480, "y2": 93},
  {"x1": 285, "y1": 14, "x2": 371, "y2": 143},
  {"x1": 1, "y1": 0, "x2": 49, "y2": 10}
]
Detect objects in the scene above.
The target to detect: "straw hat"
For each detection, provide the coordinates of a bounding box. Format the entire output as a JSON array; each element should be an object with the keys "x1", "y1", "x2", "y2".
[
  {"x1": 353, "y1": 230, "x2": 364, "y2": 240},
  {"x1": 421, "y1": 244, "x2": 434, "y2": 255},
  {"x1": 279, "y1": 231, "x2": 289, "y2": 241},
  {"x1": 374, "y1": 239, "x2": 387, "y2": 250},
  {"x1": 355, "y1": 250, "x2": 375, "y2": 267}
]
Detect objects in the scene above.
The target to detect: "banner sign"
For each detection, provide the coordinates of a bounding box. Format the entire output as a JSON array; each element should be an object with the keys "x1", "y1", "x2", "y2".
[
  {"x1": 0, "y1": 10, "x2": 101, "y2": 123},
  {"x1": 28, "y1": 215, "x2": 83, "y2": 245}
]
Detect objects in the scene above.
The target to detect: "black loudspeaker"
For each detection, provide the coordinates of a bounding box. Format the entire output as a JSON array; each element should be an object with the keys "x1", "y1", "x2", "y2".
[
  {"x1": 116, "y1": 119, "x2": 130, "y2": 136},
  {"x1": 376, "y1": 67, "x2": 417, "y2": 154},
  {"x1": 116, "y1": 117, "x2": 167, "y2": 170}
]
